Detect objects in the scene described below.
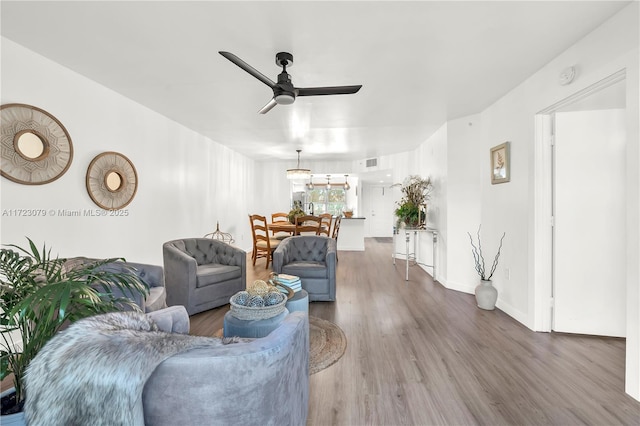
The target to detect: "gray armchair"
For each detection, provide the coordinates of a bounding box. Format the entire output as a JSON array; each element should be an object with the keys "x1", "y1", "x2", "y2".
[
  {"x1": 272, "y1": 235, "x2": 337, "y2": 301},
  {"x1": 163, "y1": 238, "x2": 246, "y2": 315},
  {"x1": 25, "y1": 307, "x2": 309, "y2": 426}
]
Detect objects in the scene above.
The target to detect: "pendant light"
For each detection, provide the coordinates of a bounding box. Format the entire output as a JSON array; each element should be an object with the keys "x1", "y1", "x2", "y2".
[
  {"x1": 326, "y1": 175, "x2": 331, "y2": 190},
  {"x1": 343, "y1": 174, "x2": 351, "y2": 190},
  {"x1": 306, "y1": 174, "x2": 314, "y2": 190},
  {"x1": 286, "y1": 149, "x2": 311, "y2": 180}
]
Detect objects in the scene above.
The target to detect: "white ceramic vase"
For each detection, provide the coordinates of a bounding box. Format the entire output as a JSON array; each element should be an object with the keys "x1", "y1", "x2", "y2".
[{"x1": 475, "y1": 279, "x2": 498, "y2": 310}]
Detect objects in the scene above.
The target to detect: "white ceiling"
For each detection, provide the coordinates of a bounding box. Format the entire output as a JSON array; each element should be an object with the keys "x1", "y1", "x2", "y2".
[{"x1": 0, "y1": 1, "x2": 630, "y2": 164}]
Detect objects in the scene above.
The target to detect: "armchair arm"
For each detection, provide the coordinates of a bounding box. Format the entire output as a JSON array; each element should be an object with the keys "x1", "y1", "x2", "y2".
[
  {"x1": 162, "y1": 242, "x2": 198, "y2": 308},
  {"x1": 126, "y1": 262, "x2": 165, "y2": 289},
  {"x1": 272, "y1": 239, "x2": 290, "y2": 273},
  {"x1": 325, "y1": 238, "x2": 337, "y2": 279},
  {"x1": 147, "y1": 306, "x2": 190, "y2": 334}
]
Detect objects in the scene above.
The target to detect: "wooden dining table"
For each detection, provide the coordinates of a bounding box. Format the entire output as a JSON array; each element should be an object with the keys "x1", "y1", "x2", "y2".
[
  {"x1": 268, "y1": 222, "x2": 297, "y2": 234},
  {"x1": 268, "y1": 221, "x2": 328, "y2": 236}
]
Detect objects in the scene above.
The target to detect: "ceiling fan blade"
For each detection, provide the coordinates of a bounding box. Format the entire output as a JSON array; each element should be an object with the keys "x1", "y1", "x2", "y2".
[
  {"x1": 258, "y1": 98, "x2": 278, "y2": 114},
  {"x1": 219, "y1": 51, "x2": 276, "y2": 88},
  {"x1": 296, "y1": 85, "x2": 362, "y2": 97}
]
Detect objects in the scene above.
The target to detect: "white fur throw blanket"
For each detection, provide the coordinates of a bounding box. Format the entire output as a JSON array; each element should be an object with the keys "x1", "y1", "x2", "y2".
[{"x1": 25, "y1": 311, "x2": 237, "y2": 426}]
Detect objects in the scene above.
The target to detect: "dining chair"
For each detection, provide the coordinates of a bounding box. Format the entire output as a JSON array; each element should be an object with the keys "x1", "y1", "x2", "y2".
[
  {"x1": 294, "y1": 215, "x2": 322, "y2": 236},
  {"x1": 319, "y1": 213, "x2": 333, "y2": 237},
  {"x1": 249, "y1": 214, "x2": 281, "y2": 268},
  {"x1": 332, "y1": 216, "x2": 341, "y2": 241},
  {"x1": 332, "y1": 216, "x2": 341, "y2": 262},
  {"x1": 271, "y1": 212, "x2": 293, "y2": 240}
]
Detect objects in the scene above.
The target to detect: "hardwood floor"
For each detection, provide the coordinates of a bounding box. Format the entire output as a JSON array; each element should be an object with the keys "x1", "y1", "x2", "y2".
[{"x1": 191, "y1": 238, "x2": 640, "y2": 425}]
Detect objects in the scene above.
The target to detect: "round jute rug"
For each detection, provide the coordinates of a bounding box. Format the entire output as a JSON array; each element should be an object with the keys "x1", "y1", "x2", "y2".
[{"x1": 309, "y1": 316, "x2": 347, "y2": 375}]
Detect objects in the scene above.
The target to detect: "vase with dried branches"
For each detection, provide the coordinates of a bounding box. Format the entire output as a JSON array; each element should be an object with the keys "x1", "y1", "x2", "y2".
[{"x1": 468, "y1": 226, "x2": 506, "y2": 310}]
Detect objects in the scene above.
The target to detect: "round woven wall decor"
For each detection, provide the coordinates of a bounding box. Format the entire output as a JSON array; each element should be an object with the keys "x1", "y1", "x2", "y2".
[
  {"x1": 86, "y1": 151, "x2": 138, "y2": 210},
  {"x1": 1, "y1": 103, "x2": 74, "y2": 185}
]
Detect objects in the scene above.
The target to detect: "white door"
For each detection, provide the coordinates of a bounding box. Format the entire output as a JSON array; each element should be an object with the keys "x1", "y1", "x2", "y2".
[
  {"x1": 363, "y1": 184, "x2": 394, "y2": 237},
  {"x1": 553, "y1": 108, "x2": 626, "y2": 337}
]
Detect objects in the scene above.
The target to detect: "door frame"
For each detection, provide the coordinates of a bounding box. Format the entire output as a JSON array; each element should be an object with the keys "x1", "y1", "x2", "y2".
[{"x1": 532, "y1": 69, "x2": 626, "y2": 332}]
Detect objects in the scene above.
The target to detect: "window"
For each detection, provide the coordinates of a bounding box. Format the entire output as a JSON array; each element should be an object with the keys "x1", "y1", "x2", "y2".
[{"x1": 307, "y1": 188, "x2": 346, "y2": 216}]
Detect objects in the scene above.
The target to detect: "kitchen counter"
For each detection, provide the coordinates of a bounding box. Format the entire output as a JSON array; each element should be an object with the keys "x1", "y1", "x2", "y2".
[{"x1": 337, "y1": 216, "x2": 366, "y2": 251}]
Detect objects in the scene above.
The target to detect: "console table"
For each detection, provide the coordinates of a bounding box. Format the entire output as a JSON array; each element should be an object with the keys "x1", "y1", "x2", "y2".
[{"x1": 392, "y1": 227, "x2": 438, "y2": 281}]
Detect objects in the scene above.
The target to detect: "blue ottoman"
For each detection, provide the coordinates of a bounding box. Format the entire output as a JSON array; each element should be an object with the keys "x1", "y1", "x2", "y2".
[
  {"x1": 285, "y1": 289, "x2": 309, "y2": 314},
  {"x1": 223, "y1": 309, "x2": 289, "y2": 338}
]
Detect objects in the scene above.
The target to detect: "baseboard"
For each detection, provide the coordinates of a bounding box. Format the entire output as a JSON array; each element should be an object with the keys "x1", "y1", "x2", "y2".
[
  {"x1": 337, "y1": 245, "x2": 365, "y2": 251},
  {"x1": 443, "y1": 279, "x2": 475, "y2": 295},
  {"x1": 495, "y1": 298, "x2": 529, "y2": 327}
]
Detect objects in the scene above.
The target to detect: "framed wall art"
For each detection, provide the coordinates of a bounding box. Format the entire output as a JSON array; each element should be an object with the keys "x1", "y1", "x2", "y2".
[{"x1": 490, "y1": 142, "x2": 510, "y2": 184}]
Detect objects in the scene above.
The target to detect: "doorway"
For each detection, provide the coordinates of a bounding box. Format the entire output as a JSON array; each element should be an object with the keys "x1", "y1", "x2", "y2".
[
  {"x1": 362, "y1": 183, "x2": 394, "y2": 237},
  {"x1": 536, "y1": 72, "x2": 627, "y2": 337}
]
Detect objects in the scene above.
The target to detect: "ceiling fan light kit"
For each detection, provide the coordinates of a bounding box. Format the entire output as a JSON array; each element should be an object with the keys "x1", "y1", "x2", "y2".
[
  {"x1": 275, "y1": 93, "x2": 295, "y2": 105},
  {"x1": 219, "y1": 51, "x2": 362, "y2": 114}
]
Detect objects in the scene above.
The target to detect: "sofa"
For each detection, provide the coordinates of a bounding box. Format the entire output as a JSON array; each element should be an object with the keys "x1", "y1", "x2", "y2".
[
  {"x1": 24, "y1": 306, "x2": 309, "y2": 426},
  {"x1": 163, "y1": 238, "x2": 246, "y2": 315},
  {"x1": 272, "y1": 235, "x2": 337, "y2": 301},
  {"x1": 63, "y1": 257, "x2": 167, "y2": 313}
]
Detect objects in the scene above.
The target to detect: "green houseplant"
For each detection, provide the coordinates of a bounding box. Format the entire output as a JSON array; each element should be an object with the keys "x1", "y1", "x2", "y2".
[
  {"x1": 287, "y1": 206, "x2": 305, "y2": 224},
  {"x1": 0, "y1": 238, "x2": 149, "y2": 416},
  {"x1": 393, "y1": 175, "x2": 433, "y2": 228},
  {"x1": 468, "y1": 226, "x2": 506, "y2": 310}
]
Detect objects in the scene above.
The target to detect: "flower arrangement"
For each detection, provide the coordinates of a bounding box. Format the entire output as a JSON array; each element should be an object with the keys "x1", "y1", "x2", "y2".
[
  {"x1": 287, "y1": 206, "x2": 305, "y2": 224},
  {"x1": 468, "y1": 226, "x2": 506, "y2": 281},
  {"x1": 392, "y1": 175, "x2": 433, "y2": 227}
]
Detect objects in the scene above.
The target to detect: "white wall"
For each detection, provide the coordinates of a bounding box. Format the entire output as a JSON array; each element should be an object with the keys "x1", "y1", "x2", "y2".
[
  {"x1": 445, "y1": 115, "x2": 482, "y2": 293},
  {"x1": 1, "y1": 38, "x2": 256, "y2": 261}
]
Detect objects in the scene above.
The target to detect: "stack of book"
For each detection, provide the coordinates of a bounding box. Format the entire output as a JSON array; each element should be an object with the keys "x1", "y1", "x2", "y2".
[{"x1": 277, "y1": 274, "x2": 302, "y2": 293}]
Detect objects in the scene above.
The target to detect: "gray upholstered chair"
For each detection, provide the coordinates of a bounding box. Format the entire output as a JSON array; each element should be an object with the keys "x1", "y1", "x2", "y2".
[
  {"x1": 24, "y1": 307, "x2": 309, "y2": 426},
  {"x1": 272, "y1": 235, "x2": 337, "y2": 301},
  {"x1": 144, "y1": 310, "x2": 309, "y2": 426},
  {"x1": 163, "y1": 238, "x2": 246, "y2": 315},
  {"x1": 63, "y1": 257, "x2": 167, "y2": 313}
]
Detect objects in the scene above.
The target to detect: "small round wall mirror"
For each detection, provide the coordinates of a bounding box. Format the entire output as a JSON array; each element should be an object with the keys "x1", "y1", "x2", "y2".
[
  {"x1": 15, "y1": 131, "x2": 48, "y2": 160},
  {"x1": 104, "y1": 170, "x2": 124, "y2": 192}
]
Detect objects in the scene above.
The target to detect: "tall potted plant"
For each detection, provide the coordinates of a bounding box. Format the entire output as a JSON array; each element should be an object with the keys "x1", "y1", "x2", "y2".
[
  {"x1": 468, "y1": 226, "x2": 506, "y2": 310},
  {"x1": 0, "y1": 238, "x2": 149, "y2": 421},
  {"x1": 393, "y1": 175, "x2": 432, "y2": 228}
]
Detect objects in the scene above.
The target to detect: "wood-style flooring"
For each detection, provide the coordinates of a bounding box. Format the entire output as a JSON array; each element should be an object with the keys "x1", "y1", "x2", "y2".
[{"x1": 191, "y1": 237, "x2": 640, "y2": 426}]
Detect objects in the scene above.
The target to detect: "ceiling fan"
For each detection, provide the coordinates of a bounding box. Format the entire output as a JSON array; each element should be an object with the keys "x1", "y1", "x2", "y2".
[{"x1": 219, "y1": 51, "x2": 362, "y2": 114}]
